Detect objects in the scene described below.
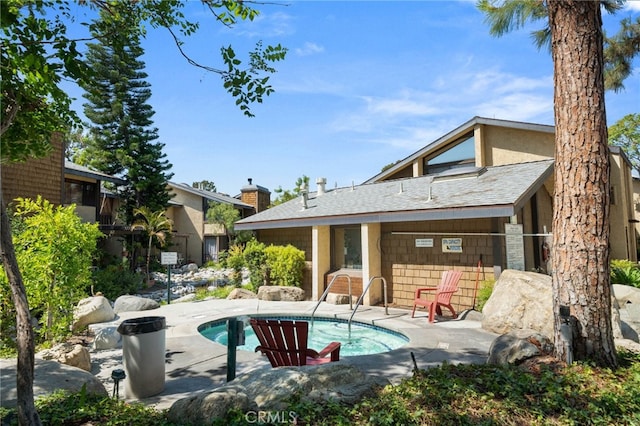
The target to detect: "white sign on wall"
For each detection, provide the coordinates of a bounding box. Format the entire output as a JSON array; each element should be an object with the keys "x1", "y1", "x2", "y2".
[
  {"x1": 415, "y1": 238, "x2": 434, "y2": 248},
  {"x1": 442, "y1": 238, "x2": 463, "y2": 253},
  {"x1": 161, "y1": 251, "x2": 178, "y2": 266}
]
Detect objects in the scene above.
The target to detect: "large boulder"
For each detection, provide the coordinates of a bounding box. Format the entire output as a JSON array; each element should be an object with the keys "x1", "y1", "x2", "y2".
[
  {"x1": 481, "y1": 270, "x2": 554, "y2": 338},
  {"x1": 227, "y1": 288, "x2": 258, "y2": 300},
  {"x1": 90, "y1": 324, "x2": 122, "y2": 350},
  {"x1": 37, "y1": 343, "x2": 91, "y2": 372},
  {"x1": 0, "y1": 358, "x2": 108, "y2": 408},
  {"x1": 257, "y1": 286, "x2": 305, "y2": 302},
  {"x1": 113, "y1": 295, "x2": 160, "y2": 314},
  {"x1": 72, "y1": 296, "x2": 115, "y2": 331},
  {"x1": 167, "y1": 363, "x2": 388, "y2": 425},
  {"x1": 482, "y1": 270, "x2": 640, "y2": 353}
]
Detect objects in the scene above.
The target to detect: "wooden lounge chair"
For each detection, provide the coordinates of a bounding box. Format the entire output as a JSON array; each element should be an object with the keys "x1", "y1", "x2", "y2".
[
  {"x1": 249, "y1": 318, "x2": 341, "y2": 367},
  {"x1": 411, "y1": 270, "x2": 463, "y2": 323}
]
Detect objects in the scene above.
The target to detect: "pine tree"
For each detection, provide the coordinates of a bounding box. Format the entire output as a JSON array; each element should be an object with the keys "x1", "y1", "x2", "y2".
[{"x1": 81, "y1": 10, "x2": 173, "y2": 222}]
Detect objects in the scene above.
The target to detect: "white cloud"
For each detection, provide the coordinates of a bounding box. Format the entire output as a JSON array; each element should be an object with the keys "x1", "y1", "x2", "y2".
[
  {"x1": 625, "y1": 1, "x2": 640, "y2": 12},
  {"x1": 294, "y1": 42, "x2": 325, "y2": 56},
  {"x1": 362, "y1": 92, "x2": 441, "y2": 116},
  {"x1": 235, "y1": 11, "x2": 295, "y2": 38},
  {"x1": 325, "y1": 66, "x2": 554, "y2": 152}
]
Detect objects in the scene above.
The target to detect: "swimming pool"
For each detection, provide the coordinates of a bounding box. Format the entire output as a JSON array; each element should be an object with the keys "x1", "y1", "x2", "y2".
[{"x1": 198, "y1": 316, "x2": 409, "y2": 357}]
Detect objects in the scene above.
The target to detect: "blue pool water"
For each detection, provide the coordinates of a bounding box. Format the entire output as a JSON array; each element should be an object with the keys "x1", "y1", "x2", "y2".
[{"x1": 198, "y1": 316, "x2": 409, "y2": 357}]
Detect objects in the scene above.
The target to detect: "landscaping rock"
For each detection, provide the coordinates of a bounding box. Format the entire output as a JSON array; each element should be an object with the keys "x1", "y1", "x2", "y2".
[
  {"x1": 487, "y1": 330, "x2": 552, "y2": 365},
  {"x1": 481, "y1": 270, "x2": 554, "y2": 338},
  {"x1": 72, "y1": 296, "x2": 115, "y2": 332},
  {"x1": 90, "y1": 325, "x2": 122, "y2": 350},
  {"x1": 257, "y1": 286, "x2": 305, "y2": 302},
  {"x1": 482, "y1": 270, "x2": 640, "y2": 352},
  {"x1": 113, "y1": 295, "x2": 160, "y2": 313},
  {"x1": 183, "y1": 263, "x2": 199, "y2": 273},
  {"x1": 37, "y1": 342, "x2": 92, "y2": 372},
  {"x1": 172, "y1": 293, "x2": 197, "y2": 303},
  {"x1": 227, "y1": 288, "x2": 258, "y2": 300},
  {"x1": 0, "y1": 358, "x2": 107, "y2": 408},
  {"x1": 167, "y1": 364, "x2": 388, "y2": 424},
  {"x1": 257, "y1": 286, "x2": 281, "y2": 301},
  {"x1": 612, "y1": 284, "x2": 640, "y2": 305},
  {"x1": 326, "y1": 293, "x2": 355, "y2": 305}
]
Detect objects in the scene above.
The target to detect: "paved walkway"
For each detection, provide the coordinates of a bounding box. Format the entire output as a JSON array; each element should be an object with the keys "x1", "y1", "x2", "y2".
[{"x1": 90, "y1": 299, "x2": 498, "y2": 410}]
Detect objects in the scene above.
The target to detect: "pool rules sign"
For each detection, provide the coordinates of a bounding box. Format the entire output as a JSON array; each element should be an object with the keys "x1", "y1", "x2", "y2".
[
  {"x1": 161, "y1": 252, "x2": 178, "y2": 304},
  {"x1": 161, "y1": 252, "x2": 178, "y2": 266}
]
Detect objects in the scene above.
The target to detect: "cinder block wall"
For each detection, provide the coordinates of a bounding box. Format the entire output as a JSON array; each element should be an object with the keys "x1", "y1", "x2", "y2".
[
  {"x1": 380, "y1": 219, "x2": 498, "y2": 314},
  {"x1": 1, "y1": 134, "x2": 64, "y2": 206}
]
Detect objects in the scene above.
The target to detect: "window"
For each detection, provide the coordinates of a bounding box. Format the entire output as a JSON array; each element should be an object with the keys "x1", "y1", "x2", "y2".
[
  {"x1": 424, "y1": 134, "x2": 475, "y2": 175},
  {"x1": 64, "y1": 179, "x2": 97, "y2": 207},
  {"x1": 332, "y1": 226, "x2": 362, "y2": 269}
]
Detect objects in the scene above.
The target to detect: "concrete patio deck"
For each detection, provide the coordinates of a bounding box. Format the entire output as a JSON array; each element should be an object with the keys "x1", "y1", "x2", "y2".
[{"x1": 90, "y1": 298, "x2": 498, "y2": 410}]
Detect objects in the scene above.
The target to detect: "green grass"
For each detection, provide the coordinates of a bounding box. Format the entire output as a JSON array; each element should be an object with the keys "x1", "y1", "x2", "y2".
[{"x1": 2, "y1": 352, "x2": 639, "y2": 425}]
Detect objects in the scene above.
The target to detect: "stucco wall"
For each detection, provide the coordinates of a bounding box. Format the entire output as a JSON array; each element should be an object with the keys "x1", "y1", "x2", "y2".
[
  {"x1": 479, "y1": 125, "x2": 554, "y2": 167},
  {"x1": 167, "y1": 188, "x2": 204, "y2": 264}
]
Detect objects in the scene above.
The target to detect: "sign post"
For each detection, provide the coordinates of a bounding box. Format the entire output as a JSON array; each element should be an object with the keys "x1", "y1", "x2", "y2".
[{"x1": 160, "y1": 252, "x2": 178, "y2": 304}]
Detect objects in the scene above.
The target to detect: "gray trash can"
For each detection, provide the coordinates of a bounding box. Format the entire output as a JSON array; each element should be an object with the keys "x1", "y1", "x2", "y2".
[{"x1": 117, "y1": 316, "x2": 166, "y2": 399}]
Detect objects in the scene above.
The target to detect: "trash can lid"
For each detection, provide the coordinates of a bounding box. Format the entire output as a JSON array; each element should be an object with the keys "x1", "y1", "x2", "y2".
[{"x1": 117, "y1": 316, "x2": 166, "y2": 335}]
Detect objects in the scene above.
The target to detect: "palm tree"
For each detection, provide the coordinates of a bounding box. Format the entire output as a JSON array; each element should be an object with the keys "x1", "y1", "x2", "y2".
[{"x1": 132, "y1": 207, "x2": 173, "y2": 285}]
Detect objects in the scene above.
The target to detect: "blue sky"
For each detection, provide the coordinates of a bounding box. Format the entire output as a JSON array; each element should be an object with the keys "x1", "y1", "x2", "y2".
[{"x1": 65, "y1": 1, "x2": 640, "y2": 196}]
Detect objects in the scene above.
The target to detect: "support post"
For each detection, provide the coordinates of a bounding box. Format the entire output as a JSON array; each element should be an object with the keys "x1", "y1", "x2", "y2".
[
  {"x1": 227, "y1": 318, "x2": 238, "y2": 382},
  {"x1": 167, "y1": 266, "x2": 172, "y2": 304}
]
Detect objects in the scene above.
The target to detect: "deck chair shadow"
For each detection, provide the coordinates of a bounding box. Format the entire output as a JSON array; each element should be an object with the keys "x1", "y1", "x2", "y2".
[
  {"x1": 249, "y1": 318, "x2": 341, "y2": 367},
  {"x1": 411, "y1": 270, "x2": 463, "y2": 323}
]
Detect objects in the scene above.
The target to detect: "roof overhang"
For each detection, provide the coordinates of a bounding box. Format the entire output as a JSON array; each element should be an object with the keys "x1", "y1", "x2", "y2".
[{"x1": 235, "y1": 203, "x2": 520, "y2": 230}]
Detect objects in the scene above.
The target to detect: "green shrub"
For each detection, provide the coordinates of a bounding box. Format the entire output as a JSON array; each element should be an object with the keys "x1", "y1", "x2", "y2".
[
  {"x1": 210, "y1": 285, "x2": 236, "y2": 299},
  {"x1": 226, "y1": 245, "x2": 245, "y2": 287},
  {"x1": 611, "y1": 259, "x2": 640, "y2": 288},
  {"x1": 476, "y1": 279, "x2": 495, "y2": 312},
  {"x1": 264, "y1": 244, "x2": 306, "y2": 287},
  {"x1": 243, "y1": 239, "x2": 267, "y2": 291},
  {"x1": 92, "y1": 264, "x2": 144, "y2": 300},
  {"x1": 0, "y1": 197, "x2": 102, "y2": 348}
]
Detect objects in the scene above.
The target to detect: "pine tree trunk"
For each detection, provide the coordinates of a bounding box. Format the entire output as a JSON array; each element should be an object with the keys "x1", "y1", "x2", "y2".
[
  {"x1": 0, "y1": 198, "x2": 42, "y2": 425},
  {"x1": 548, "y1": 0, "x2": 617, "y2": 367}
]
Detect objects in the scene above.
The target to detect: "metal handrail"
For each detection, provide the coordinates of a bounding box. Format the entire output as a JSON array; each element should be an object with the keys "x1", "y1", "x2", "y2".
[
  {"x1": 310, "y1": 273, "x2": 353, "y2": 326},
  {"x1": 348, "y1": 276, "x2": 388, "y2": 335}
]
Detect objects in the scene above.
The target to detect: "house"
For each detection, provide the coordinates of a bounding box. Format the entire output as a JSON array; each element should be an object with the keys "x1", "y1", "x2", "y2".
[
  {"x1": 165, "y1": 180, "x2": 269, "y2": 265},
  {"x1": 1, "y1": 134, "x2": 126, "y2": 229},
  {"x1": 1, "y1": 136, "x2": 270, "y2": 268},
  {"x1": 235, "y1": 116, "x2": 637, "y2": 313}
]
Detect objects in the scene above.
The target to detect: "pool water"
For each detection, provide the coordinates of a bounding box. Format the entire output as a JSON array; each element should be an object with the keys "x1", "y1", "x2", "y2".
[{"x1": 198, "y1": 316, "x2": 409, "y2": 357}]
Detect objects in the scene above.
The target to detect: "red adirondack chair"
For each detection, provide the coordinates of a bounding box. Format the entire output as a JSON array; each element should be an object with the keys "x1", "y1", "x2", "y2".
[
  {"x1": 411, "y1": 270, "x2": 463, "y2": 323},
  {"x1": 249, "y1": 318, "x2": 341, "y2": 367}
]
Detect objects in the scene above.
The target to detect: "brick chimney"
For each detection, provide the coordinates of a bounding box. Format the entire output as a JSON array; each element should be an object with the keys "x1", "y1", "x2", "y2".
[{"x1": 240, "y1": 178, "x2": 271, "y2": 213}]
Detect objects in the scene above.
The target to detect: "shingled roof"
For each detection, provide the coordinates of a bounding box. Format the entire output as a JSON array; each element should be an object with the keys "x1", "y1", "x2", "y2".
[{"x1": 235, "y1": 159, "x2": 554, "y2": 230}]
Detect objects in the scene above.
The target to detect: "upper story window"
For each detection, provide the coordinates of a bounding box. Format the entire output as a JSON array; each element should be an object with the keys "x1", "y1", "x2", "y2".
[
  {"x1": 64, "y1": 179, "x2": 97, "y2": 207},
  {"x1": 424, "y1": 134, "x2": 475, "y2": 175}
]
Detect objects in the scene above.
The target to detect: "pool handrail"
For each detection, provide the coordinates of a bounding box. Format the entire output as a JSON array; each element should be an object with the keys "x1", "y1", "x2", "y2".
[
  {"x1": 348, "y1": 276, "x2": 388, "y2": 335},
  {"x1": 311, "y1": 273, "x2": 352, "y2": 327}
]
